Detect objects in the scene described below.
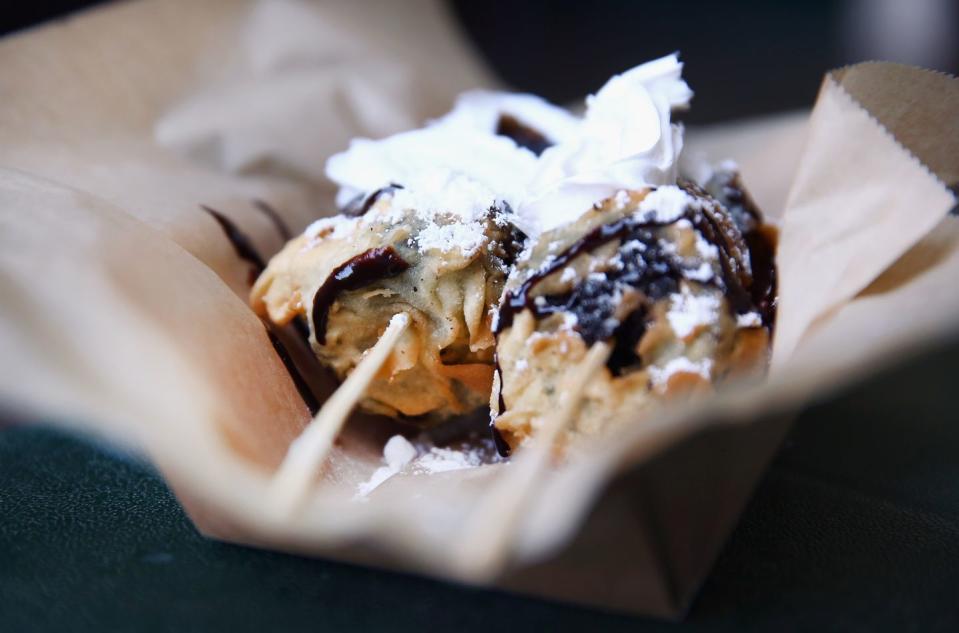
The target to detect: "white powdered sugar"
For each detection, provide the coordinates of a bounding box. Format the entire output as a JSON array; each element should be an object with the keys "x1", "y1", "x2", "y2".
[
  {"x1": 383, "y1": 434, "x2": 418, "y2": 466},
  {"x1": 354, "y1": 434, "x2": 489, "y2": 499},
  {"x1": 413, "y1": 221, "x2": 487, "y2": 256},
  {"x1": 672, "y1": 218, "x2": 718, "y2": 282},
  {"x1": 411, "y1": 447, "x2": 482, "y2": 474},
  {"x1": 622, "y1": 239, "x2": 647, "y2": 253},
  {"x1": 737, "y1": 311, "x2": 763, "y2": 328},
  {"x1": 676, "y1": 218, "x2": 720, "y2": 261},
  {"x1": 561, "y1": 312, "x2": 579, "y2": 329},
  {"x1": 637, "y1": 186, "x2": 700, "y2": 223},
  {"x1": 666, "y1": 286, "x2": 720, "y2": 338},
  {"x1": 384, "y1": 169, "x2": 502, "y2": 225},
  {"x1": 684, "y1": 261, "x2": 715, "y2": 282},
  {"x1": 612, "y1": 189, "x2": 632, "y2": 209},
  {"x1": 695, "y1": 231, "x2": 720, "y2": 260},
  {"x1": 354, "y1": 435, "x2": 417, "y2": 498},
  {"x1": 304, "y1": 215, "x2": 359, "y2": 242},
  {"x1": 649, "y1": 357, "x2": 712, "y2": 387},
  {"x1": 559, "y1": 266, "x2": 578, "y2": 283},
  {"x1": 525, "y1": 331, "x2": 549, "y2": 348},
  {"x1": 384, "y1": 170, "x2": 501, "y2": 256}
]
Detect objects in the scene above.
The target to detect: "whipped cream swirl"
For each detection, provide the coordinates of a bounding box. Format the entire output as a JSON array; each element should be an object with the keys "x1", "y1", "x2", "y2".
[{"x1": 324, "y1": 54, "x2": 692, "y2": 242}]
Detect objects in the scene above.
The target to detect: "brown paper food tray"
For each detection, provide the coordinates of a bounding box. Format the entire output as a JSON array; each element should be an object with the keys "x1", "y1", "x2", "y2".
[
  {"x1": 497, "y1": 413, "x2": 795, "y2": 616},
  {"x1": 2, "y1": 0, "x2": 958, "y2": 620},
  {"x1": 181, "y1": 408, "x2": 793, "y2": 618}
]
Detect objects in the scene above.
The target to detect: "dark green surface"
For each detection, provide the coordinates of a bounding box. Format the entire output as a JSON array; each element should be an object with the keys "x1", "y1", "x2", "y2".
[{"x1": 3, "y1": 337, "x2": 959, "y2": 632}]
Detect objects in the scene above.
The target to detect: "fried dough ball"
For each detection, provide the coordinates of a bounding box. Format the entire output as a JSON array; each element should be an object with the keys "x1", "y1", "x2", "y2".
[
  {"x1": 252, "y1": 186, "x2": 524, "y2": 423},
  {"x1": 491, "y1": 178, "x2": 775, "y2": 453}
]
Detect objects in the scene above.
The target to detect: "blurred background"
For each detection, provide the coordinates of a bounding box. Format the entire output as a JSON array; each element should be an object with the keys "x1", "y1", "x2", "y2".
[
  {"x1": 3, "y1": 0, "x2": 958, "y2": 122},
  {"x1": 451, "y1": 0, "x2": 959, "y2": 121}
]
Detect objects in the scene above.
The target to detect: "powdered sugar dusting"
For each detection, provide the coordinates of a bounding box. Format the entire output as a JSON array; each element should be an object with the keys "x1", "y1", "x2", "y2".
[
  {"x1": 613, "y1": 189, "x2": 631, "y2": 209},
  {"x1": 413, "y1": 221, "x2": 487, "y2": 256},
  {"x1": 667, "y1": 286, "x2": 720, "y2": 338},
  {"x1": 737, "y1": 311, "x2": 762, "y2": 328},
  {"x1": 684, "y1": 262, "x2": 714, "y2": 282},
  {"x1": 351, "y1": 170, "x2": 502, "y2": 256},
  {"x1": 637, "y1": 185, "x2": 700, "y2": 223},
  {"x1": 695, "y1": 230, "x2": 720, "y2": 261},
  {"x1": 561, "y1": 312, "x2": 579, "y2": 330},
  {"x1": 410, "y1": 447, "x2": 482, "y2": 474},
  {"x1": 649, "y1": 357, "x2": 712, "y2": 386},
  {"x1": 384, "y1": 170, "x2": 500, "y2": 225},
  {"x1": 354, "y1": 434, "x2": 493, "y2": 499},
  {"x1": 304, "y1": 215, "x2": 359, "y2": 243},
  {"x1": 354, "y1": 435, "x2": 417, "y2": 498}
]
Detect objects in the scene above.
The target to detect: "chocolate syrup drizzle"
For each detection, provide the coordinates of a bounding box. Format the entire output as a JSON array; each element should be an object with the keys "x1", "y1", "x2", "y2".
[
  {"x1": 495, "y1": 114, "x2": 553, "y2": 156},
  {"x1": 252, "y1": 199, "x2": 292, "y2": 241},
  {"x1": 490, "y1": 184, "x2": 777, "y2": 456},
  {"x1": 311, "y1": 247, "x2": 411, "y2": 345},
  {"x1": 703, "y1": 173, "x2": 778, "y2": 327},
  {"x1": 341, "y1": 184, "x2": 404, "y2": 217},
  {"x1": 202, "y1": 205, "x2": 267, "y2": 285},
  {"x1": 201, "y1": 204, "x2": 321, "y2": 415},
  {"x1": 492, "y1": 203, "x2": 529, "y2": 269},
  {"x1": 489, "y1": 388, "x2": 513, "y2": 457},
  {"x1": 495, "y1": 213, "x2": 753, "y2": 341},
  {"x1": 268, "y1": 331, "x2": 320, "y2": 416}
]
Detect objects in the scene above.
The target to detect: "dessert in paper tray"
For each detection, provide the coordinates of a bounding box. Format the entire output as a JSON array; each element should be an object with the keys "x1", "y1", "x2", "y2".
[
  {"x1": 1, "y1": 0, "x2": 958, "y2": 618},
  {"x1": 252, "y1": 55, "x2": 777, "y2": 480}
]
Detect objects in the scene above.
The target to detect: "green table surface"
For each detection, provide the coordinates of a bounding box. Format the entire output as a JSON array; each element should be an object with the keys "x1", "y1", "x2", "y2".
[{"x1": 3, "y1": 335, "x2": 959, "y2": 632}]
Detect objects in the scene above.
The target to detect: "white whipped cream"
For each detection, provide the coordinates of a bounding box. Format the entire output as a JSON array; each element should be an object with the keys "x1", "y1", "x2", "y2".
[
  {"x1": 518, "y1": 54, "x2": 692, "y2": 235},
  {"x1": 324, "y1": 54, "x2": 692, "y2": 245},
  {"x1": 326, "y1": 127, "x2": 537, "y2": 213}
]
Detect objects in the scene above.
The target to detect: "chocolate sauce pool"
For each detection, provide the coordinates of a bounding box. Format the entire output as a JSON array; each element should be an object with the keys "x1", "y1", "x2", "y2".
[{"x1": 311, "y1": 246, "x2": 411, "y2": 345}]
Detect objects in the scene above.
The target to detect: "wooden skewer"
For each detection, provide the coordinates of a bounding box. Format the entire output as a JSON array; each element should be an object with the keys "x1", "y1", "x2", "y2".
[
  {"x1": 268, "y1": 312, "x2": 410, "y2": 518},
  {"x1": 452, "y1": 340, "x2": 612, "y2": 579}
]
